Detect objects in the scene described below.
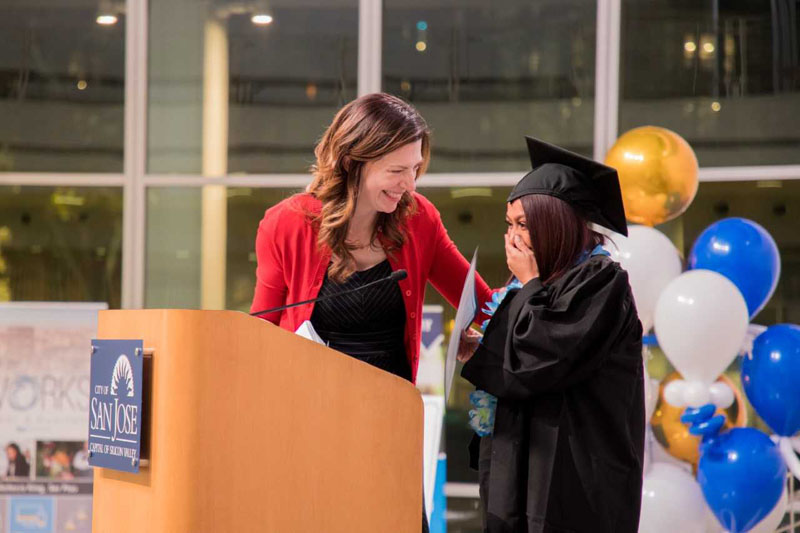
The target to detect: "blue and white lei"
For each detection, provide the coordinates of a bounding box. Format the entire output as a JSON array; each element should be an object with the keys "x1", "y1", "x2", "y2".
[{"x1": 468, "y1": 278, "x2": 521, "y2": 437}]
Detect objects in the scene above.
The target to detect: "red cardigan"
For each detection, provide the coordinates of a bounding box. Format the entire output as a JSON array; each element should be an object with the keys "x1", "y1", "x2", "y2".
[{"x1": 250, "y1": 192, "x2": 494, "y2": 382}]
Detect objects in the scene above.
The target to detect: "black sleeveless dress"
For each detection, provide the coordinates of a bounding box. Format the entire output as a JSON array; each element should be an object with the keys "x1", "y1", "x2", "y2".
[{"x1": 310, "y1": 260, "x2": 411, "y2": 382}]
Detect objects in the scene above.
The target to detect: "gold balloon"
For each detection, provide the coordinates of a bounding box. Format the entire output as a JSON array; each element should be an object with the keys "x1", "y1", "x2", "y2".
[
  {"x1": 649, "y1": 372, "x2": 747, "y2": 469},
  {"x1": 604, "y1": 126, "x2": 699, "y2": 226}
]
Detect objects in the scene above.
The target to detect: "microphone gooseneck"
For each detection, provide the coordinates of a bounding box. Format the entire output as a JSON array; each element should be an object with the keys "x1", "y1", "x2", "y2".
[{"x1": 250, "y1": 269, "x2": 408, "y2": 317}]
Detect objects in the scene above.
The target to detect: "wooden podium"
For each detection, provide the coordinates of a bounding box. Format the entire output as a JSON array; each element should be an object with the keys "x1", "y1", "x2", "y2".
[{"x1": 92, "y1": 310, "x2": 424, "y2": 532}]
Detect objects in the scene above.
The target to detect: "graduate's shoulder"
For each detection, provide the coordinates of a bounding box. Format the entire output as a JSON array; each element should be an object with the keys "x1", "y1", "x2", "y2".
[
  {"x1": 570, "y1": 254, "x2": 628, "y2": 281},
  {"x1": 553, "y1": 255, "x2": 632, "y2": 298}
]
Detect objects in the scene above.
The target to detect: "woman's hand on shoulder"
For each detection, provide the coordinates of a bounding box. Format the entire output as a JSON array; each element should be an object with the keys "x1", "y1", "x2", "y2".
[
  {"x1": 457, "y1": 328, "x2": 483, "y2": 363},
  {"x1": 505, "y1": 233, "x2": 539, "y2": 284}
]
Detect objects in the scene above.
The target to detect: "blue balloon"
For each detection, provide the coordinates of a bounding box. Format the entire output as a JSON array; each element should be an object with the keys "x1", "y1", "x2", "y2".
[
  {"x1": 688, "y1": 218, "x2": 780, "y2": 318},
  {"x1": 742, "y1": 324, "x2": 800, "y2": 436},
  {"x1": 698, "y1": 428, "x2": 786, "y2": 533}
]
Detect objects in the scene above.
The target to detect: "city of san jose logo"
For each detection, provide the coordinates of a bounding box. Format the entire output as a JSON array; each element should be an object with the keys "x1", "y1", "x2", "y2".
[
  {"x1": 111, "y1": 355, "x2": 135, "y2": 397},
  {"x1": 88, "y1": 340, "x2": 144, "y2": 472},
  {"x1": 90, "y1": 354, "x2": 140, "y2": 444}
]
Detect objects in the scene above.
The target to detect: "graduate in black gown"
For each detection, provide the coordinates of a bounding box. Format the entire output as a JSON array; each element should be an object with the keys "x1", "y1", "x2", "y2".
[{"x1": 459, "y1": 137, "x2": 645, "y2": 533}]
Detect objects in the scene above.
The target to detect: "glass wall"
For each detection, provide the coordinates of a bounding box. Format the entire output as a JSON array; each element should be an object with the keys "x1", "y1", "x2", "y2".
[
  {"x1": 0, "y1": 1, "x2": 125, "y2": 173},
  {"x1": 620, "y1": 0, "x2": 800, "y2": 166},
  {"x1": 147, "y1": 0, "x2": 358, "y2": 174},
  {"x1": 0, "y1": 186, "x2": 123, "y2": 306},
  {"x1": 2, "y1": 1, "x2": 799, "y2": 530},
  {"x1": 145, "y1": 186, "x2": 301, "y2": 309},
  {"x1": 383, "y1": 0, "x2": 597, "y2": 171}
]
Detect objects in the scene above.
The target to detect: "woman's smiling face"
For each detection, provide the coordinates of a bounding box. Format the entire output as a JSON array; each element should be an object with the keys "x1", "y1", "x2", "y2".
[{"x1": 358, "y1": 140, "x2": 423, "y2": 214}]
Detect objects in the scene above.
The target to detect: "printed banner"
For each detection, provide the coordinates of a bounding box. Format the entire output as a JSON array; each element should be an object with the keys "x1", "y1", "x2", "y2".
[{"x1": 0, "y1": 302, "x2": 104, "y2": 533}]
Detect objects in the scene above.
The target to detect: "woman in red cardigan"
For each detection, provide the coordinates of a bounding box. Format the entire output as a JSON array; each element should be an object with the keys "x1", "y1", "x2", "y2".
[{"x1": 250, "y1": 93, "x2": 493, "y2": 384}]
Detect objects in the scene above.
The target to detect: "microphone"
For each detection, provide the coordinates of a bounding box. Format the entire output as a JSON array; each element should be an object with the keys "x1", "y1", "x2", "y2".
[{"x1": 250, "y1": 269, "x2": 408, "y2": 318}]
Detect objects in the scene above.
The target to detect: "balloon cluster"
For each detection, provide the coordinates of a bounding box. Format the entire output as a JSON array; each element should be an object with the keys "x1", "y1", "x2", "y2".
[
  {"x1": 649, "y1": 373, "x2": 745, "y2": 469},
  {"x1": 605, "y1": 127, "x2": 799, "y2": 533}
]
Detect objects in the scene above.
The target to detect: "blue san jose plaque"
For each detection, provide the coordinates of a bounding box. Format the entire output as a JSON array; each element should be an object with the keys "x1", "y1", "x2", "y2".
[{"x1": 88, "y1": 339, "x2": 144, "y2": 473}]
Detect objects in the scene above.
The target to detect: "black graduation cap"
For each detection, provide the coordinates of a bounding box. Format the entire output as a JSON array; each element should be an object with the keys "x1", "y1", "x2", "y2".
[{"x1": 508, "y1": 137, "x2": 628, "y2": 236}]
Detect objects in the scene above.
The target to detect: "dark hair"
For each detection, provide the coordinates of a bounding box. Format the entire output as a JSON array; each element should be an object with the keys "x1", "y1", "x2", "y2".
[
  {"x1": 6, "y1": 442, "x2": 29, "y2": 475},
  {"x1": 308, "y1": 93, "x2": 431, "y2": 282},
  {"x1": 6, "y1": 443, "x2": 22, "y2": 456},
  {"x1": 518, "y1": 194, "x2": 605, "y2": 285}
]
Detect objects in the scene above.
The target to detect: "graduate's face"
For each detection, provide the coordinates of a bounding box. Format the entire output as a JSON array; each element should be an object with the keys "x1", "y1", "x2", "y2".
[
  {"x1": 505, "y1": 200, "x2": 533, "y2": 250},
  {"x1": 358, "y1": 140, "x2": 423, "y2": 214}
]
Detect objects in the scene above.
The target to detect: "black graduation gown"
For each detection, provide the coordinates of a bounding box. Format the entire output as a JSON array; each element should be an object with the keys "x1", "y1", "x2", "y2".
[{"x1": 462, "y1": 255, "x2": 645, "y2": 533}]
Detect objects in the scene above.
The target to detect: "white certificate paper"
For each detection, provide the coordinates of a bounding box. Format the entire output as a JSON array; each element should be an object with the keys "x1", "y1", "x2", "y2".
[{"x1": 445, "y1": 248, "x2": 478, "y2": 401}]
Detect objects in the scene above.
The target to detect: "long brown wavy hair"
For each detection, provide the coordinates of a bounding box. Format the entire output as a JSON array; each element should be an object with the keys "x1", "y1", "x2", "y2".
[{"x1": 307, "y1": 93, "x2": 431, "y2": 282}]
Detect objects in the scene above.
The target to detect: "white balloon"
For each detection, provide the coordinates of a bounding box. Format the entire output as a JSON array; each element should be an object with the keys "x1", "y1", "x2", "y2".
[
  {"x1": 664, "y1": 380, "x2": 688, "y2": 407},
  {"x1": 640, "y1": 463, "x2": 706, "y2": 533},
  {"x1": 608, "y1": 226, "x2": 683, "y2": 333},
  {"x1": 708, "y1": 382, "x2": 735, "y2": 409},
  {"x1": 683, "y1": 380, "x2": 711, "y2": 408},
  {"x1": 654, "y1": 270, "x2": 749, "y2": 384}
]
